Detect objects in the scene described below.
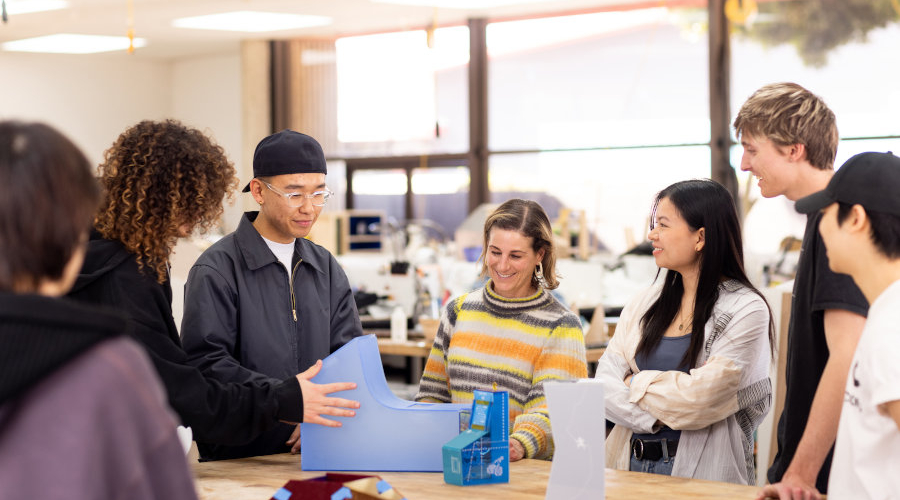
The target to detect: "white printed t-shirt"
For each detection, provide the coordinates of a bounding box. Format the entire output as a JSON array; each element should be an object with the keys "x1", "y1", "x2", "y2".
[{"x1": 829, "y1": 279, "x2": 900, "y2": 499}]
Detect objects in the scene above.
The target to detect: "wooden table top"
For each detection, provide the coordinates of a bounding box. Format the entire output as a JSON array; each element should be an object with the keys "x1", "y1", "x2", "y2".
[{"x1": 193, "y1": 453, "x2": 761, "y2": 500}]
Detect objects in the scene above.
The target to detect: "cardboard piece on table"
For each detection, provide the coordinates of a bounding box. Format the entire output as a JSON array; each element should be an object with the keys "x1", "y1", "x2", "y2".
[
  {"x1": 544, "y1": 379, "x2": 605, "y2": 500},
  {"x1": 301, "y1": 334, "x2": 468, "y2": 472},
  {"x1": 270, "y1": 473, "x2": 406, "y2": 500},
  {"x1": 333, "y1": 477, "x2": 405, "y2": 500},
  {"x1": 442, "y1": 390, "x2": 510, "y2": 486}
]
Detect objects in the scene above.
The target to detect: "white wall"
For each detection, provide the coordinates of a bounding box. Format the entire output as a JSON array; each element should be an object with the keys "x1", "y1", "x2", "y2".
[
  {"x1": 0, "y1": 52, "x2": 173, "y2": 166},
  {"x1": 171, "y1": 52, "x2": 244, "y2": 233},
  {"x1": 0, "y1": 50, "x2": 245, "y2": 196},
  {"x1": 168, "y1": 52, "x2": 245, "y2": 329},
  {"x1": 1, "y1": 49, "x2": 246, "y2": 329}
]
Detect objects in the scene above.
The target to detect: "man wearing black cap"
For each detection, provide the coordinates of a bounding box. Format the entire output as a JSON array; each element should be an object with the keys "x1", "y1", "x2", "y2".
[
  {"x1": 792, "y1": 151, "x2": 900, "y2": 499},
  {"x1": 181, "y1": 130, "x2": 364, "y2": 460}
]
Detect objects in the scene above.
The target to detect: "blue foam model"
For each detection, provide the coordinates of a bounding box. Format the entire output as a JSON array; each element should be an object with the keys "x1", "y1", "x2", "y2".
[{"x1": 301, "y1": 334, "x2": 468, "y2": 472}]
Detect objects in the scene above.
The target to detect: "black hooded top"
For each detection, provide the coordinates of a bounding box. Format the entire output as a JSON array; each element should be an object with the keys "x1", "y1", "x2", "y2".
[
  {"x1": 0, "y1": 292, "x2": 126, "y2": 406},
  {"x1": 67, "y1": 231, "x2": 303, "y2": 446}
]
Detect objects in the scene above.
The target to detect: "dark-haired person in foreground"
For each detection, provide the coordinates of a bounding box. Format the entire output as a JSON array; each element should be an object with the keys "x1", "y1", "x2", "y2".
[
  {"x1": 67, "y1": 120, "x2": 358, "y2": 459},
  {"x1": 792, "y1": 151, "x2": 900, "y2": 499},
  {"x1": 595, "y1": 179, "x2": 773, "y2": 485},
  {"x1": 0, "y1": 120, "x2": 196, "y2": 499}
]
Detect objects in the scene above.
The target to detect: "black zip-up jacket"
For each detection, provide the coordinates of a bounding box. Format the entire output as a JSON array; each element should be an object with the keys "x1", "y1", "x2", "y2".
[
  {"x1": 181, "y1": 212, "x2": 363, "y2": 460},
  {"x1": 67, "y1": 230, "x2": 303, "y2": 447}
]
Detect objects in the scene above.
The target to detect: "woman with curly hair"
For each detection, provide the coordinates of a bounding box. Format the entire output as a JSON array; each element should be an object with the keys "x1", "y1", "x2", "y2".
[
  {"x1": 67, "y1": 120, "x2": 359, "y2": 453},
  {"x1": 91, "y1": 119, "x2": 238, "y2": 283}
]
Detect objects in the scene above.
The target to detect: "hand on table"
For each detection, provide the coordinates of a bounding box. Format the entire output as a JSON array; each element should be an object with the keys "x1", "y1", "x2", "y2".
[
  {"x1": 286, "y1": 424, "x2": 302, "y2": 454},
  {"x1": 510, "y1": 439, "x2": 525, "y2": 462},
  {"x1": 755, "y1": 473, "x2": 822, "y2": 500}
]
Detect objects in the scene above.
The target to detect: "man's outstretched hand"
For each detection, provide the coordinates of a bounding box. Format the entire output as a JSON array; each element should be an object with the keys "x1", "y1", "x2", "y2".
[{"x1": 297, "y1": 359, "x2": 360, "y2": 427}]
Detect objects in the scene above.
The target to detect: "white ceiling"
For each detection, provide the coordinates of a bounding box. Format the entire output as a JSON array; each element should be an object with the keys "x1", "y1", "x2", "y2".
[{"x1": 0, "y1": 0, "x2": 650, "y2": 59}]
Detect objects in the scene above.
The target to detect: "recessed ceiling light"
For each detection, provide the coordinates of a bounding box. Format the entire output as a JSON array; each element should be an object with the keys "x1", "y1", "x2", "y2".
[
  {"x1": 371, "y1": 0, "x2": 548, "y2": 8},
  {"x1": 172, "y1": 11, "x2": 332, "y2": 33},
  {"x1": 1, "y1": 34, "x2": 147, "y2": 54},
  {"x1": 4, "y1": 0, "x2": 68, "y2": 15}
]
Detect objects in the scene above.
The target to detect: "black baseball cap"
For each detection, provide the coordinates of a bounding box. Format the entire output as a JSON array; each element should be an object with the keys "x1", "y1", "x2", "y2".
[
  {"x1": 795, "y1": 151, "x2": 900, "y2": 216},
  {"x1": 242, "y1": 130, "x2": 327, "y2": 192}
]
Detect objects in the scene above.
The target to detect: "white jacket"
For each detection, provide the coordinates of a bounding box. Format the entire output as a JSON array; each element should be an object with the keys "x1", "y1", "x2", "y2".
[{"x1": 595, "y1": 279, "x2": 772, "y2": 485}]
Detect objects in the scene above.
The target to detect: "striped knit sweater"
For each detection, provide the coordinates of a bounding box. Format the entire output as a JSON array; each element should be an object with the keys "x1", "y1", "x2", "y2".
[{"x1": 415, "y1": 281, "x2": 587, "y2": 460}]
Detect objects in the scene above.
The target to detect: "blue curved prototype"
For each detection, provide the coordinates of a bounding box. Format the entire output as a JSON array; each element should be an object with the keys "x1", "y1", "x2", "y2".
[{"x1": 301, "y1": 334, "x2": 468, "y2": 472}]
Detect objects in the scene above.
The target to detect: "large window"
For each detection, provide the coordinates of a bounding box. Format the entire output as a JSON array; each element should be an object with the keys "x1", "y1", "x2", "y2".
[
  {"x1": 486, "y1": 6, "x2": 710, "y2": 255},
  {"x1": 349, "y1": 158, "x2": 470, "y2": 237},
  {"x1": 411, "y1": 164, "x2": 470, "y2": 241},
  {"x1": 351, "y1": 168, "x2": 408, "y2": 225},
  {"x1": 335, "y1": 26, "x2": 469, "y2": 158},
  {"x1": 489, "y1": 146, "x2": 711, "y2": 254},
  {"x1": 487, "y1": 8, "x2": 710, "y2": 151}
]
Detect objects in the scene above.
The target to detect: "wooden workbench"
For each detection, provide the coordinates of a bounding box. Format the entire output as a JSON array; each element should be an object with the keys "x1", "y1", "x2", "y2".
[{"x1": 193, "y1": 453, "x2": 760, "y2": 499}]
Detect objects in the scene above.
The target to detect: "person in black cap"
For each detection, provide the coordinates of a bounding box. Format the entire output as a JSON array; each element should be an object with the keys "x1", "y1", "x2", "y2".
[
  {"x1": 181, "y1": 129, "x2": 364, "y2": 460},
  {"x1": 734, "y1": 84, "x2": 868, "y2": 500},
  {"x1": 792, "y1": 151, "x2": 900, "y2": 499},
  {"x1": 67, "y1": 121, "x2": 359, "y2": 464}
]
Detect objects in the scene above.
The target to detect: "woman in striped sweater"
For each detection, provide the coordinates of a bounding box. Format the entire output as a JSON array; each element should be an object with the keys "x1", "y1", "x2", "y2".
[{"x1": 416, "y1": 199, "x2": 587, "y2": 461}]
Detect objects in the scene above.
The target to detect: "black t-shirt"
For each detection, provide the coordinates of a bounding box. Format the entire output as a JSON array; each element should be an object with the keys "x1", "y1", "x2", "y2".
[{"x1": 767, "y1": 211, "x2": 868, "y2": 492}]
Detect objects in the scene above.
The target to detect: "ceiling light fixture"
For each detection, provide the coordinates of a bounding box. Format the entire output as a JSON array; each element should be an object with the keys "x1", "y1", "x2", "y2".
[
  {"x1": 372, "y1": 0, "x2": 548, "y2": 8},
  {"x1": 1, "y1": 33, "x2": 147, "y2": 54},
  {"x1": 172, "y1": 11, "x2": 331, "y2": 33},
  {"x1": 4, "y1": 0, "x2": 67, "y2": 15}
]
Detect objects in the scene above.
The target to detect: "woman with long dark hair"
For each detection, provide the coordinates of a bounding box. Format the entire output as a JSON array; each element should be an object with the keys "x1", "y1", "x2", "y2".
[{"x1": 595, "y1": 179, "x2": 773, "y2": 485}]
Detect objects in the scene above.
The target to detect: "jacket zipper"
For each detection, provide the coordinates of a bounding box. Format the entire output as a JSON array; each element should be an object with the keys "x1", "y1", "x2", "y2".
[{"x1": 290, "y1": 258, "x2": 302, "y2": 322}]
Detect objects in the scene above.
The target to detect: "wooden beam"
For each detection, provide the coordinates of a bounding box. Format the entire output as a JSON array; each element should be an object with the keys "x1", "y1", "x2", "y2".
[
  {"x1": 708, "y1": 0, "x2": 739, "y2": 205},
  {"x1": 467, "y1": 18, "x2": 489, "y2": 213}
]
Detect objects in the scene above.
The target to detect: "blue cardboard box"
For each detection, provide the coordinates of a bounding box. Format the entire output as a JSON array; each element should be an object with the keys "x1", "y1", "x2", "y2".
[{"x1": 442, "y1": 390, "x2": 510, "y2": 486}]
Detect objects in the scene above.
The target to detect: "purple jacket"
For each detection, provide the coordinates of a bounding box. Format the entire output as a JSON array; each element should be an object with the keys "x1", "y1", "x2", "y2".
[{"x1": 0, "y1": 293, "x2": 197, "y2": 500}]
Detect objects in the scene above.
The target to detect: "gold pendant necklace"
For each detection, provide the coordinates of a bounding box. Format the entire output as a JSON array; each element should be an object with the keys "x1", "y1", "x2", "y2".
[{"x1": 677, "y1": 311, "x2": 693, "y2": 332}]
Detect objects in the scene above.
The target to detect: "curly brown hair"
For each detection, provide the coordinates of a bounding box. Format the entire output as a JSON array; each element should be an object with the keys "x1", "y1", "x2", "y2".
[{"x1": 95, "y1": 119, "x2": 238, "y2": 283}]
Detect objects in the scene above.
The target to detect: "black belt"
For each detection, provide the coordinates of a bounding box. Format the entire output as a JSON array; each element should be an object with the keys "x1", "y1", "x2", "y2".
[{"x1": 631, "y1": 438, "x2": 678, "y2": 461}]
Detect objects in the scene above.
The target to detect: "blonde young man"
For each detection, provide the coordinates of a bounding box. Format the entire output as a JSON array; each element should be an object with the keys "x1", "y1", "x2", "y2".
[
  {"x1": 733, "y1": 83, "x2": 868, "y2": 500},
  {"x1": 794, "y1": 151, "x2": 900, "y2": 499}
]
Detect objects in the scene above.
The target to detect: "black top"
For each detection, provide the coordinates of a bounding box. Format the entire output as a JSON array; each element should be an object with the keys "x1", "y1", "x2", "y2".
[
  {"x1": 67, "y1": 231, "x2": 303, "y2": 447},
  {"x1": 181, "y1": 212, "x2": 363, "y2": 460},
  {"x1": 767, "y1": 212, "x2": 868, "y2": 492},
  {"x1": 0, "y1": 292, "x2": 125, "y2": 405}
]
